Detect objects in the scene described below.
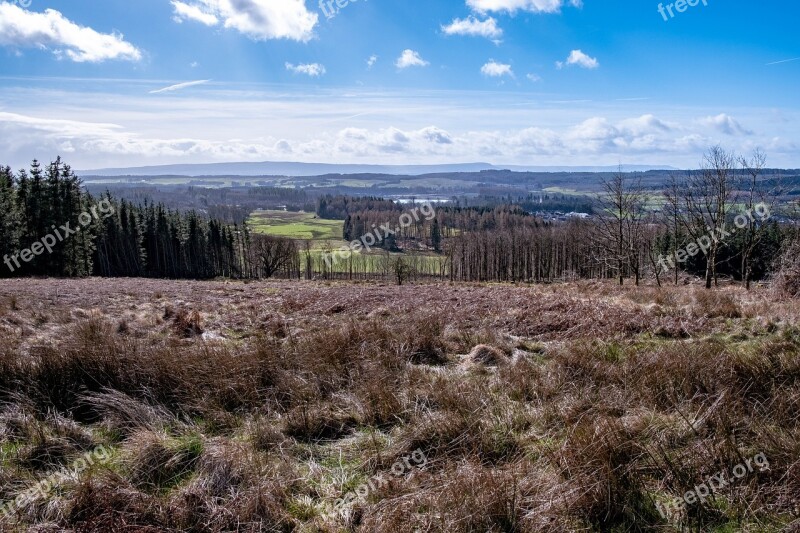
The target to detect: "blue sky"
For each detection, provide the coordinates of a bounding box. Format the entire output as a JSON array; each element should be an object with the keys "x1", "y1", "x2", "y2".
[{"x1": 0, "y1": 0, "x2": 798, "y2": 169}]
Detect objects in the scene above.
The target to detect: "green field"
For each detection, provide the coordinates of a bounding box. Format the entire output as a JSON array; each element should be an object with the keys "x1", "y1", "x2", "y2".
[
  {"x1": 247, "y1": 209, "x2": 449, "y2": 275},
  {"x1": 248, "y1": 210, "x2": 344, "y2": 241}
]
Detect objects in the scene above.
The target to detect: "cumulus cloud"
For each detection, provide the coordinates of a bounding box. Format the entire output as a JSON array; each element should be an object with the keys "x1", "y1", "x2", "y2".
[
  {"x1": 481, "y1": 60, "x2": 514, "y2": 77},
  {"x1": 441, "y1": 16, "x2": 502, "y2": 40},
  {"x1": 367, "y1": 54, "x2": 378, "y2": 69},
  {"x1": 0, "y1": 108, "x2": 721, "y2": 166},
  {"x1": 285, "y1": 62, "x2": 326, "y2": 77},
  {"x1": 170, "y1": 1, "x2": 219, "y2": 25},
  {"x1": 556, "y1": 49, "x2": 599, "y2": 69},
  {"x1": 0, "y1": 2, "x2": 142, "y2": 62},
  {"x1": 149, "y1": 80, "x2": 212, "y2": 94},
  {"x1": 467, "y1": 0, "x2": 582, "y2": 14},
  {"x1": 618, "y1": 114, "x2": 672, "y2": 134},
  {"x1": 170, "y1": 0, "x2": 317, "y2": 42},
  {"x1": 697, "y1": 113, "x2": 753, "y2": 136},
  {"x1": 395, "y1": 49, "x2": 429, "y2": 69}
]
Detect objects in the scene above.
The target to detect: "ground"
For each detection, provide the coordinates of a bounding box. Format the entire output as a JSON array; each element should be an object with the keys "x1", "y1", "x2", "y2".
[
  {"x1": 0, "y1": 278, "x2": 798, "y2": 531},
  {"x1": 247, "y1": 210, "x2": 345, "y2": 241},
  {"x1": 246, "y1": 209, "x2": 447, "y2": 275}
]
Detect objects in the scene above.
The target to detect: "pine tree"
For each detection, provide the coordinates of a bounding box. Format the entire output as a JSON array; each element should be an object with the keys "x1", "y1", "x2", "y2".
[
  {"x1": 0, "y1": 166, "x2": 16, "y2": 276},
  {"x1": 431, "y1": 217, "x2": 442, "y2": 252}
]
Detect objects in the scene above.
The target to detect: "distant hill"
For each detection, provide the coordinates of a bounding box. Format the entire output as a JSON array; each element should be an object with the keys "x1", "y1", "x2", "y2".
[{"x1": 80, "y1": 161, "x2": 678, "y2": 178}]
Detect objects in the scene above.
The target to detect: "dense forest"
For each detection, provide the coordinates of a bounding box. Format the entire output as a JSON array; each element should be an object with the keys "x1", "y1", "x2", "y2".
[
  {"x1": 1, "y1": 159, "x2": 251, "y2": 279},
  {"x1": 84, "y1": 183, "x2": 313, "y2": 224}
]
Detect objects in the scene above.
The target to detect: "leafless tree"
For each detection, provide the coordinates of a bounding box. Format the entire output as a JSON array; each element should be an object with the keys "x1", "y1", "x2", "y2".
[
  {"x1": 252, "y1": 235, "x2": 298, "y2": 279},
  {"x1": 738, "y1": 149, "x2": 780, "y2": 290},
  {"x1": 392, "y1": 255, "x2": 412, "y2": 286},
  {"x1": 663, "y1": 176, "x2": 686, "y2": 285},
  {"x1": 674, "y1": 146, "x2": 739, "y2": 289},
  {"x1": 593, "y1": 169, "x2": 649, "y2": 285}
]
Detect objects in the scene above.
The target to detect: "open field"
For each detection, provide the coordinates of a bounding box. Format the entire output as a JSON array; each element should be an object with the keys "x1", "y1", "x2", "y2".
[
  {"x1": 1, "y1": 278, "x2": 799, "y2": 531},
  {"x1": 247, "y1": 210, "x2": 448, "y2": 276},
  {"x1": 248, "y1": 210, "x2": 345, "y2": 241}
]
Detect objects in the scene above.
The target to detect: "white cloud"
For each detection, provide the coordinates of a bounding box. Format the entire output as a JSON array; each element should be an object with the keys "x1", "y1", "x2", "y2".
[
  {"x1": 3, "y1": 84, "x2": 795, "y2": 168},
  {"x1": 481, "y1": 60, "x2": 514, "y2": 77},
  {"x1": 0, "y1": 108, "x2": 721, "y2": 166},
  {"x1": 556, "y1": 49, "x2": 599, "y2": 69},
  {"x1": 467, "y1": 0, "x2": 582, "y2": 14},
  {"x1": 170, "y1": 0, "x2": 317, "y2": 42},
  {"x1": 285, "y1": 62, "x2": 326, "y2": 77},
  {"x1": 170, "y1": 1, "x2": 219, "y2": 26},
  {"x1": 697, "y1": 113, "x2": 753, "y2": 136},
  {"x1": 395, "y1": 49, "x2": 429, "y2": 69},
  {"x1": 441, "y1": 16, "x2": 502, "y2": 39},
  {"x1": 367, "y1": 54, "x2": 378, "y2": 69},
  {"x1": 0, "y1": 2, "x2": 142, "y2": 62},
  {"x1": 526, "y1": 73, "x2": 542, "y2": 82},
  {"x1": 150, "y1": 80, "x2": 212, "y2": 94},
  {"x1": 618, "y1": 114, "x2": 672, "y2": 134}
]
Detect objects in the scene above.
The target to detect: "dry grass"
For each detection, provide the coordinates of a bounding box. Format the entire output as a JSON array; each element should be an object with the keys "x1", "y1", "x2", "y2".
[{"x1": 0, "y1": 278, "x2": 798, "y2": 531}]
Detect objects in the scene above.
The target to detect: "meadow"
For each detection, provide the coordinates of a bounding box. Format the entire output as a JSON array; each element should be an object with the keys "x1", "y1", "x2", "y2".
[{"x1": 247, "y1": 210, "x2": 345, "y2": 241}]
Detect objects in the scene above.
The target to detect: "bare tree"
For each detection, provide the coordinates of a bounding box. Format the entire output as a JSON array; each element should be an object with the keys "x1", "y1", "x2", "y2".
[
  {"x1": 663, "y1": 176, "x2": 686, "y2": 285},
  {"x1": 675, "y1": 146, "x2": 739, "y2": 289},
  {"x1": 252, "y1": 235, "x2": 298, "y2": 279},
  {"x1": 392, "y1": 255, "x2": 412, "y2": 286},
  {"x1": 593, "y1": 169, "x2": 649, "y2": 285},
  {"x1": 643, "y1": 214, "x2": 666, "y2": 288},
  {"x1": 738, "y1": 149, "x2": 779, "y2": 290}
]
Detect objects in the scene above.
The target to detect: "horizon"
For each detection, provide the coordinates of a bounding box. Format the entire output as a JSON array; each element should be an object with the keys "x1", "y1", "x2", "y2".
[{"x1": 1, "y1": 0, "x2": 799, "y2": 170}]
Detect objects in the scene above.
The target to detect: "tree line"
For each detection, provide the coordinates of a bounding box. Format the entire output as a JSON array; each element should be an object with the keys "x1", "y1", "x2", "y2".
[
  {"x1": 308, "y1": 147, "x2": 796, "y2": 287},
  {"x1": 2, "y1": 151, "x2": 797, "y2": 288},
  {"x1": 1, "y1": 159, "x2": 253, "y2": 279}
]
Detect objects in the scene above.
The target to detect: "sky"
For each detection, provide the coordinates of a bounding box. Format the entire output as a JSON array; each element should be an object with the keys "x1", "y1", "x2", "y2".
[{"x1": 0, "y1": 0, "x2": 798, "y2": 170}]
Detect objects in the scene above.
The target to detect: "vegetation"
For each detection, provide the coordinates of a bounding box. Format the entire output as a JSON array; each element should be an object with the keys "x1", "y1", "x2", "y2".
[
  {"x1": 248, "y1": 210, "x2": 344, "y2": 241},
  {"x1": 0, "y1": 278, "x2": 798, "y2": 531},
  {"x1": 0, "y1": 159, "x2": 251, "y2": 280},
  {"x1": 1, "y1": 151, "x2": 799, "y2": 531}
]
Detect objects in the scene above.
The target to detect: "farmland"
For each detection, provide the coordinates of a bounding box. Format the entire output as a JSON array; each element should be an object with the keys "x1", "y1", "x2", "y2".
[{"x1": 247, "y1": 210, "x2": 345, "y2": 241}]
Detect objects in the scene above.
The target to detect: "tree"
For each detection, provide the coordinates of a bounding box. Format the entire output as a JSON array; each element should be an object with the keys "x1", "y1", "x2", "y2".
[
  {"x1": 430, "y1": 217, "x2": 442, "y2": 252},
  {"x1": 252, "y1": 235, "x2": 297, "y2": 279},
  {"x1": 673, "y1": 146, "x2": 739, "y2": 289},
  {"x1": 392, "y1": 255, "x2": 412, "y2": 286},
  {"x1": 738, "y1": 149, "x2": 779, "y2": 290},
  {"x1": 663, "y1": 176, "x2": 686, "y2": 285},
  {"x1": 593, "y1": 170, "x2": 648, "y2": 285},
  {"x1": 0, "y1": 166, "x2": 16, "y2": 274}
]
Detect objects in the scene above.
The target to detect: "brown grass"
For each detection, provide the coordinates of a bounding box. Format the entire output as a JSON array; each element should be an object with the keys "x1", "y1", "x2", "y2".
[{"x1": 0, "y1": 278, "x2": 798, "y2": 531}]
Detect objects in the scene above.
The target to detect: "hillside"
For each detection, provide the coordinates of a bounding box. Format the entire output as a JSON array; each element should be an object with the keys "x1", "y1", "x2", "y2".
[{"x1": 1, "y1": 278, "x2": 798, "y2": 531}]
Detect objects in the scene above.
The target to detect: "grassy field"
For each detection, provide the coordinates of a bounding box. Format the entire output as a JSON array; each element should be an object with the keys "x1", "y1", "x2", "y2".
[
  {"x1": 248, "y1": 210, "x2": 344, "y2": 241},
  {"x1": 248, "y1": 210, "x2": 448, "y2": 275},
  {"x1": 0, "y1": 279, "x2": 798, "y2": 531}
]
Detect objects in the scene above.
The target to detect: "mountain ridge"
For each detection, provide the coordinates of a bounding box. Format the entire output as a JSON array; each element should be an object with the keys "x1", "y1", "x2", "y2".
[{"x1": 80, "y1": 161, "x2": 679, "y2": 177}]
